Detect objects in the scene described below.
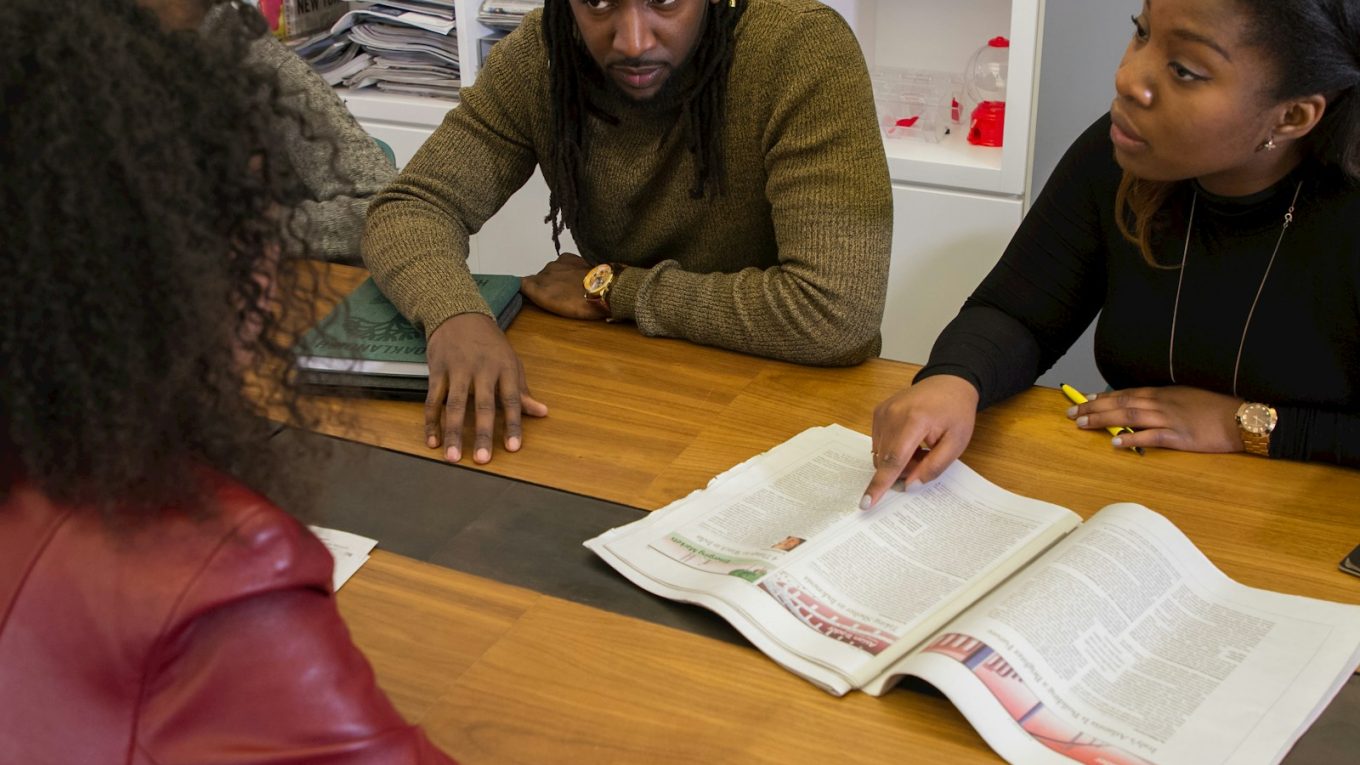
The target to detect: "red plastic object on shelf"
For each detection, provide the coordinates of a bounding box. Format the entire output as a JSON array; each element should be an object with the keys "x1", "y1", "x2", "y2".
[
  {"x1": 968, "y1": 101, "x2": 1006, "y2": 146},
  {"x1": 965, "y1": 36, "x2": 1009, "y2": 147}
]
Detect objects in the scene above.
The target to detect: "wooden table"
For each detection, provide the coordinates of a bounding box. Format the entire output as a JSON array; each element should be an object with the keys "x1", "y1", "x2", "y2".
[{"x1": 305, "y1": 264, "x2": 1360, "y2": 763}]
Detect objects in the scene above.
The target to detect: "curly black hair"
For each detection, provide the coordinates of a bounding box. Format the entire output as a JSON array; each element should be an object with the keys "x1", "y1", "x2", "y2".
[{"x1": 0, "y1": 0, "x2": 325, "y2": 523}]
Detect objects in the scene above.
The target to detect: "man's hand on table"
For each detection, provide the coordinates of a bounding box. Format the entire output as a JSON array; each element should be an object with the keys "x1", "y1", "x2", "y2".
[
  {"x1": 520, "y1": 253, "x2": 610, "y2": 320},
  {"x1": 424, "y1": 313, "x2": 548, "y2": 464}
]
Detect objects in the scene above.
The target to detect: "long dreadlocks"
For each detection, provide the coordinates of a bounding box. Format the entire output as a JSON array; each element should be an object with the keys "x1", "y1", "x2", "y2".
[{"x1": 542, "y1": 0, "x2": 746, "y2": 251}]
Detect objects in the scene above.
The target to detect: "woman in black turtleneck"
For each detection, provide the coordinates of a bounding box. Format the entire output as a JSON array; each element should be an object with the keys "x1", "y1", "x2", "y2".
[{"x1": 863, "y1": 0, "x2": 1360, "y2": 508}]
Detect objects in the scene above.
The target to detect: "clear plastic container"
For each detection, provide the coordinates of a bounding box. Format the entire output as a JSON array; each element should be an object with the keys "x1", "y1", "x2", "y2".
[{"x1": 870, "y1": 68, "x2": 961, "y2": 143}]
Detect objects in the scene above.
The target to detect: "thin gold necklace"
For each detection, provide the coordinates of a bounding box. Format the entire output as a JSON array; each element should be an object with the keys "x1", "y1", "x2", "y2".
[{"x1": 1167, "y1": 180, "x2": 1303, "y2": 396}]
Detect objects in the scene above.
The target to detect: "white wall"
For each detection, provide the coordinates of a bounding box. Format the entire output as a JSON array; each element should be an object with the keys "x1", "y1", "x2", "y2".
[{"x1": 1029, "y1": 0, "x2": 1134, "y2": 392}]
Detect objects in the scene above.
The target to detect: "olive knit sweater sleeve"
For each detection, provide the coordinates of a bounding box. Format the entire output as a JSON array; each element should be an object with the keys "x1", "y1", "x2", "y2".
[
  {"x1": 362, "y1": 15, "x2": 543, "y2": 330},
  {"x1": 363, "y1": 0, "x2": 891, "y2": 366}
]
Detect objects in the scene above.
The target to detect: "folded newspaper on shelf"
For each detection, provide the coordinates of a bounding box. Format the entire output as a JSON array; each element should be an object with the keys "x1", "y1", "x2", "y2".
[
  {"x1": 325, "y1": 4, "x2": 461, "y2": 100},
  {"x1": 478, "y1": 0, "x2": 543, "y2": 30},
  {"x1": 333, "y1": 4, "x2": 456, "y2": 36},
  {"x1": 351, "y1": 0, "x2": 454, "y2": 21},
  {"x1": 319, "y1": 52, "x2": 375, "y2": 87},
  {"x1": 346, "y1": 23, "x2": 460, "y2": 67}
]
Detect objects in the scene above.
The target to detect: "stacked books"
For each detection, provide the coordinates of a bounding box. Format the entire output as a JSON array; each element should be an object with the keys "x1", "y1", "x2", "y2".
[{"x1": 296, "y1": 275, "x2": 522, "y2": 399}]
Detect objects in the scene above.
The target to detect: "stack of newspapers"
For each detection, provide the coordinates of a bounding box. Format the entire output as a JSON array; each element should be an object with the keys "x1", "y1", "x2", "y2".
[
  {"x1": 290, "y1": 0, "x2": 461, "y2": 100},
  {"x1": 477, "y1": 0, "x2": 543, "y2": 30}
]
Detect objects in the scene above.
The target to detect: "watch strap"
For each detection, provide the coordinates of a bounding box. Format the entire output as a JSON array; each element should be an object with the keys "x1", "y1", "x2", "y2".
[{"x1": 1240, "y1": 430, "x2": 1271, "y2": 457}]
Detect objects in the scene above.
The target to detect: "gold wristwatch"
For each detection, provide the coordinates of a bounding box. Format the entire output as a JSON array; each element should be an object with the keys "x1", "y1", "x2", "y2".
[
  {"x1": 583, "y1": 262, "x2": 622, "y2": 312},
  {"x1": 1235, "y1": 402, "x2": 1277, "y2": 457}
]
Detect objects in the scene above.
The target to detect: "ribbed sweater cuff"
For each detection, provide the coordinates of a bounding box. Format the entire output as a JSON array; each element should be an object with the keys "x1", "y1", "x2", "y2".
[
  {"x1": 415, "y1": 274, "x2": 495, "y2": 340},
  {"x1": 608, "y1": 265, "x2": 645, "y2": 323}
]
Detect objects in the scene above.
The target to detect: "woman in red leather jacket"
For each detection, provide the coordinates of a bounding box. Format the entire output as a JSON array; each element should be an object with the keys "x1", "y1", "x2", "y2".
[{"x1": 0, "y1": 1, "x2": 456, "y2": 762}]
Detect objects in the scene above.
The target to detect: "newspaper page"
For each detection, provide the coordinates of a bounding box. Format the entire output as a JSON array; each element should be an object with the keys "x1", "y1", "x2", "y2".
[
  {"x1": 877, "y1": 503, "x2": 1360, "y2": 765},
  {"x1": 586, "y1": 425, "x2": 1080, "y2": 695}
]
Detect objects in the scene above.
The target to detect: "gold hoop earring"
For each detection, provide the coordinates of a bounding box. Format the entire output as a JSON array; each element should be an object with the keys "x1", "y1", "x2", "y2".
[{"x1": 1257, "y1": 136, "x2": 1277, "y2": 152}]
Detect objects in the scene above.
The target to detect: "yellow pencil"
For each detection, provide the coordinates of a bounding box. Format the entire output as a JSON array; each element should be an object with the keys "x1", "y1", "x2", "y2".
[{"x1": 1060, "y1": 383, "x2": 1144, "y2": 456}]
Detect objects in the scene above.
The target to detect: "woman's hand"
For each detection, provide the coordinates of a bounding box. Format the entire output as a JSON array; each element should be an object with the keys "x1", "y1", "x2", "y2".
[
  {"x1": 862, "y1": 375, "x2": 980, "y2": 511},
  {"x1": 1069, "y1": 385, "x2": 1244, "y2": 454}
]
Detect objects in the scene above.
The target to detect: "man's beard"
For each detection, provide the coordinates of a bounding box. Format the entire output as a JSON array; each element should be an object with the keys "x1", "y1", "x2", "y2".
[{"x1": 604, "y1": 63, "x2": 685, "y2": 108}]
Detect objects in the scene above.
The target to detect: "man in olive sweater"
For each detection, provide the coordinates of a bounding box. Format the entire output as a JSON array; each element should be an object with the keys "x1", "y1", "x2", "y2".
[{"x1": 364, "y1": 0, "x2": 892, "y2": 464}]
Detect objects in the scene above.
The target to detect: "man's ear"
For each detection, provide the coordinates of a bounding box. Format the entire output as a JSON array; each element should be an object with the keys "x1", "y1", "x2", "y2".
[{"x1": 1274, "y1": 93, "x2": 1328, "y2": 144}]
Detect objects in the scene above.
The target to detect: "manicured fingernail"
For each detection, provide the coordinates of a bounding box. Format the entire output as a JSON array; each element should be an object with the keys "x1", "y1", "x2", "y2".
[
  {"x1": 507, "y1": 436, "x2": 521, "y2": 452},
  {"x1": 859, "y1": 494, "x2": 873, "y2": 511},
  {"x1": 1076, "y1": 416, "x2": 1089, "y2": 427},
  {"x1": 905, "y1": 479, "x2": 922, "y2": 492},
  {"x1": 446, "y1": 446, "x2": 461, "y2": 462},
  {"x1": 1111, "y1": 437, "x2": 1123, "y2": 447},
  {"x1": 1065, "y1": 405, "x2": 1077, "y2": 418},
  {"x1": 475, "y1": 447, "x2": 491, "y2": 463},
  {"x1": 427, "y1": 435, "x2": 439, "y2": 448}
]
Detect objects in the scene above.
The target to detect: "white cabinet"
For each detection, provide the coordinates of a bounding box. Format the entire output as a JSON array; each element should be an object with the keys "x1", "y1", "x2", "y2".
[
  {"x1": 340, "y1": 89, "x2": 452, "y2": 167},
  {"x1": 881, "y1": 185, "x2": 1022, "y2": 364},
  {"x1": 826, "y1": 0, "x2": 1042, "y2": 363},
  {"x1": 466, "y1": 167, "x2": 575, "y2": 275},
  {"x1": 340, "y1": 0, "x2": 1045, "y2": 357}
]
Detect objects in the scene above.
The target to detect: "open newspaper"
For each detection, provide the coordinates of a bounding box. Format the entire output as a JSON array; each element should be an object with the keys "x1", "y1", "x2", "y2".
[{"x1": 586, "y1": 425, "x2": 1360, "y2": 765}]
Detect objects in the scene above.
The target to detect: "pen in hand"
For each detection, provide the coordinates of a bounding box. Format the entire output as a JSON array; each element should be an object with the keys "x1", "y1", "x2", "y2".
[{"x1": 1060, "y1": 383, "x2": 1145, "y2": 457}]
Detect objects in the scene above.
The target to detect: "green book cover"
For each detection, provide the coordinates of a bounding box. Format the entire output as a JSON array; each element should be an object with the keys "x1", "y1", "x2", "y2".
[{"x1": 296, "y1": 275, "x2": 521, "y2": 374}]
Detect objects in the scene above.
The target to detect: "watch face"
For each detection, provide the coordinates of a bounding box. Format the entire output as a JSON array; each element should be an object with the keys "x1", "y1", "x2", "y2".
[
  {"x1": 1238, "y1": 403, "x2": 1275, "y2": 435},
  {"x1": 584, "y1": 264, "x2": 612, "y2": 294}
]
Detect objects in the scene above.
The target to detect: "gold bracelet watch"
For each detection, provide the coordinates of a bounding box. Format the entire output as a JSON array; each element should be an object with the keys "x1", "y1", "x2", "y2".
[{"x1": 1235, "y1": 402, "x2": 1277, "y2": 457}]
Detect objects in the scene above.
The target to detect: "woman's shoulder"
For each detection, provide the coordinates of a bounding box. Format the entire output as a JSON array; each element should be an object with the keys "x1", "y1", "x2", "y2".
[
  {"x1": 0, "y1": 477, "x2": 333, "y2": 673},
  {"x1": 173, "y1": 472, "x2": 334, "y2": 613},
  {"x1": 1299, "y1": 165, "x2": 1360, "y2": 275},
  {"x1": 1055, "y1": 113, "x2": 1123, "y2": 184},
  {"x1": 1028, "y1": 113, "x2": 1124, "y2": 222},
  {"x1": 1306, "y1": 163, "x2": 1360, "y2": 217}
]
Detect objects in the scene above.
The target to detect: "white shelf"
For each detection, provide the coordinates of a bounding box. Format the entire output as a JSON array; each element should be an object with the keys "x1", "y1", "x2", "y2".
[
  {"x1": 883, "y1": 129, "x2": 1012, "y2": 195},
  {"x1": 335, "y1": 87, "x2": 457, "y2": 127},
  {"x1": 828, "y1": 0, "x2": 1039, "y2": 197}
]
